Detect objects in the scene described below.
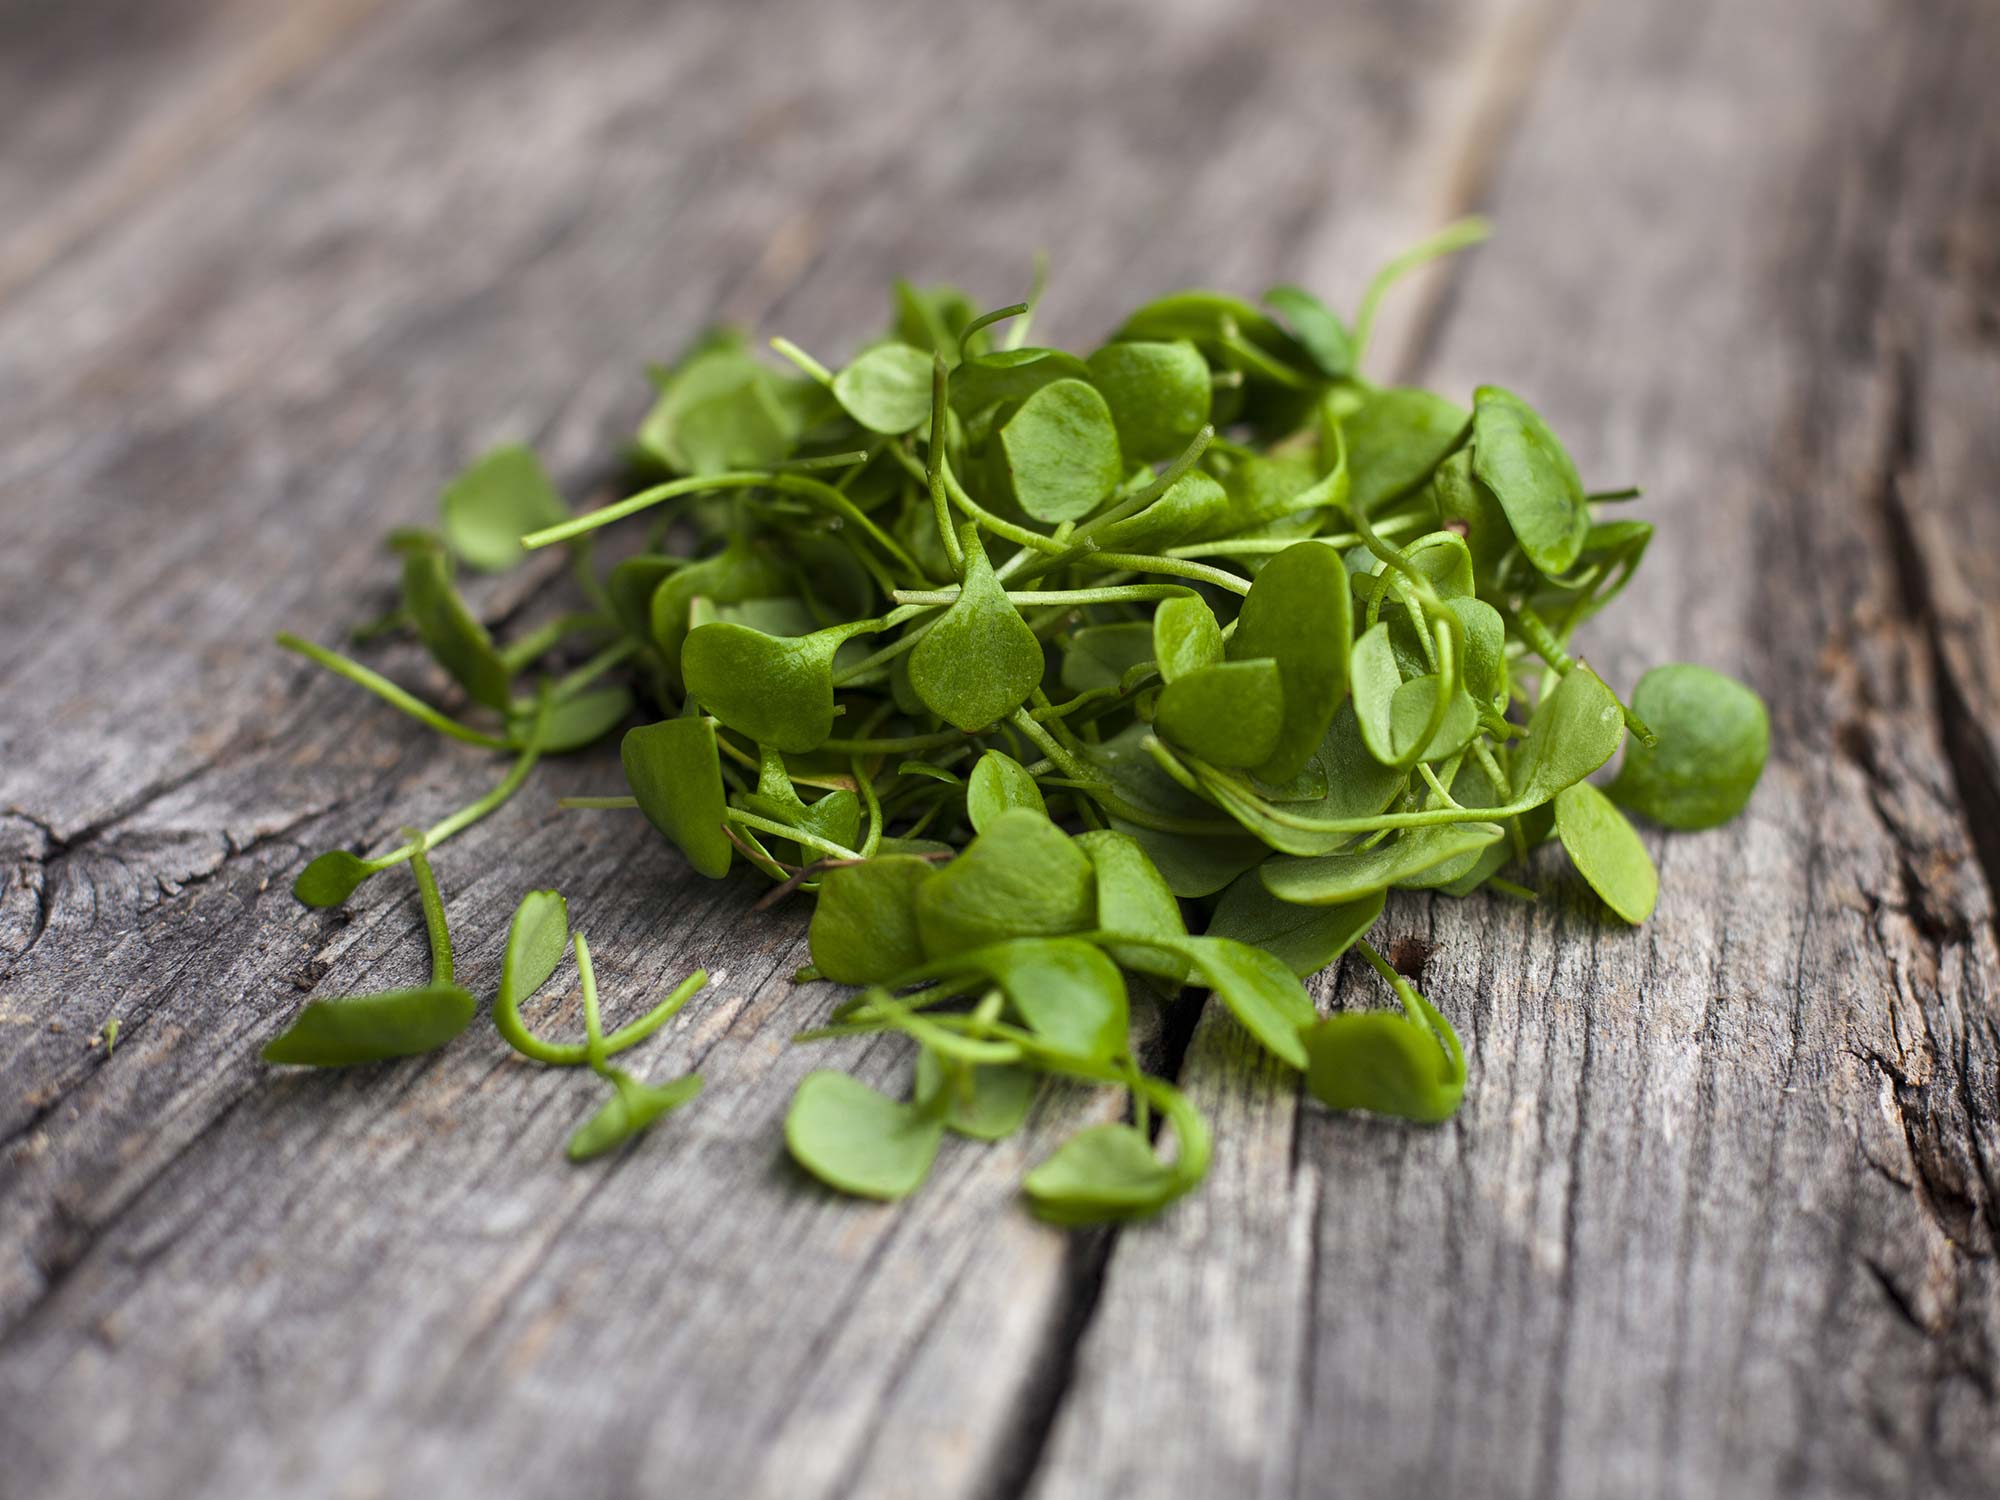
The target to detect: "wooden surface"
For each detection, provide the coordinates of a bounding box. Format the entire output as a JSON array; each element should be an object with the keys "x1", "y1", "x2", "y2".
[{"x1": 1, "y1": 1, "x2": 1995, "y2": 1496}]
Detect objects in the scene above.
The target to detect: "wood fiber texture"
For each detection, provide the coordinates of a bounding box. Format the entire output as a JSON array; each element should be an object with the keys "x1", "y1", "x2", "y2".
[{"x1": 0, "y1": 1, "x2": 1994, "y2": 1497}]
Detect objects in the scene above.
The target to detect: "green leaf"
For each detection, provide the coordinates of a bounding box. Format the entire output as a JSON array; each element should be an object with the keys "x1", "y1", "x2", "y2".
[
  {"x1": 293, "y1": 849, "x2": 374, "y2": 909},
  {"x1": 1227, "y1": 540, "x2": 1352, "y2": 784},
  {"x1": 1024, "y1": 1123, "x2": 1184, "y2": 1225},
  {"x1": 808, "y1": 855, "x2": 937, "y2": 984},
  {"x1": 1471, "y1": 385, "x2": 1589, "y2": 576},
  {"x1": 639, "y1": 334, "x2": 800, "y2": 475},
  {"x1": 1151, "y1": 595, "x2": 1222, "y2": 684},
  {"x1": 832, "y1": 342, "x2": 935, "y2": 434},
  {"x1": 1342, "y1": 387, "x2": 1469, "y2": 516},
  {"x1": 1074, "y1": 828, "x2": 1189, "y2": 982},
  {"x1": 1263, "y1": 285, "x2": 1355, "y2": 378},
  {"x1": 499, "y1": 888, "x2": 569, "y2": 1013},
  {"x1": 1511, "y1": 666, "x2": 1627, "y2": 808},
  {"x1": 1555, "y1": 781, "x2": 1659, "y2": 923},
  {"x1": 908, "y1": 528, "x2": 1043, "y2": 731},
  {"x1": 915, "y1": 808, "x2": 1095, "y2": 956},
  {"x1": 1085, "y1": 340, "x2": 1212, "y2": 462},
  {"x1": 1108, "y1": 819, "x2": 1268, "y2": 900},
  {"x1": 621, "y1": 718, "x2": 733, "y2": 878},
  {"x1": 262, "y1": 985, "x2": 476, "y2": 1067},
  {"x1": 966, "y1": 750, "x2": 1047, "y2": 832},
  {"x1": 1302, "y1": 990, "x2": 1464, "y2": 1123},
  {"x1": 1154, "y1": 658, "x2": 1284, "y2": 769},
  {"x1": 1086, "y1": 470, "x2": 1228, "y2": 554},
  {"x1": 517, "y1": 687, "x2": 632, "y2": 753},
  {"x1": 948, "y1": 938, "x2": 1129, "y2": 1063},
  {"x1": 1608, "y1": 664, "x2": 1770, "y2": 829},
  {"x1": 996, "y1": 378, "x2": 1124, "y2": 523},
  {"x1": 1061, "y1": 622, "x2": 1156, "y2": 694},
  {"x1": 681, "y1": 618, "x2": 875, "y2": 753},
  {"x1": 566, "y1": 1072, "x2": 703, "y2": 1162},
  {"x1": 439, "y1": 445, "x2": 568, "y2": 572},
  {"x1": 401, "y1": 547, "x2": 511, "y2": 708},
  {"x1": 1207, "y1": 876, "x2": 1383, "y2": 977},
  {"x1": 1171, "y1": 935, "x2": 1318, "y2": 1069},
  {"x1": 1261, "y1": 823, "x2": 1505, "y2": 906},
  {"x1": 949, "y1": 347, "x2": 1092, "y2": 414},
  {"x1": 914, "y1": 1051, "x2": 1037, "y2": 1140},
  {"x1": 785, "y1": 1070, "x2": 943, "y2": 1200}
]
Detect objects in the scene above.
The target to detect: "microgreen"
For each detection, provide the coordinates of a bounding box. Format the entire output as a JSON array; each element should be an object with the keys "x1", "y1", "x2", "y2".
[
  {"x1": 270, "y1": 231, "x2": 1768, "y2": 1219},
  {"x1": 1608, "y1": 663, "x2": 1769, "y2": 828},
  {"x1": 264, "y1": 840, "x2": 477, "y2": 1066}
]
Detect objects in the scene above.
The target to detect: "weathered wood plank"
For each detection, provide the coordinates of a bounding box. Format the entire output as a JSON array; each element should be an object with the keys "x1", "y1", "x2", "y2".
[
  {"x1": 0, "y1": 1, "x2": 1537, "y2": 1496},
  {"x1": 0, "y1": 0, "x2": 388, "y2": 305},
  {"x1": 1034, "y1": 1, "x2": 2000, "y2": 1496}
]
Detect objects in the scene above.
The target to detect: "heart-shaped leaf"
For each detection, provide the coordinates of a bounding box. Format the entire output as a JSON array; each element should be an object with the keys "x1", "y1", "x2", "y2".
[
  {"x1": 1608, "y1": 663, "x2": 1769, "y2": 829},
  {"x1": 808, "y1": 855, "x2": 937, "y2": 984},
  {"x1": 997, "y1": 378, "x2": 1123, "y2": 522},
  {"x1": 681, "y1": 618, "x2": 875, "y2": 752},
  {"x1": 915, "y1": 808, "x2": 1095, "y2": 956},
  {"x1": 1227, "y1": 540, "x2": 1352, "y2": 784},
  {"x1": 439, "y1": 445, "x2": 568, "y2": 572},
  {"x1": 966, "y1": 750, "x2": 1047, "y2": 832},
  {"x1": 908, "y1": 528, "x2": 1043, "y2": 731},
  {"x1": 832, "y1": 342, "x2": 934, "y2": 434},
  {"x1": 785, "y1": 1070, "x2": 943, "y2": 1200},
  {"x1": 1085, "y1": 339, "x2": 1212, "y2": 461}
]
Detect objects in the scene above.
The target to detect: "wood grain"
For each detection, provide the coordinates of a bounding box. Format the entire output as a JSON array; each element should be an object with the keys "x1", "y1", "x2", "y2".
[
  {"x1": 0, "y1": 0, "x2": 1992, "y2": 1496},
  {"x1": 1036, "y1": 2, "x2": 2000, "y2": 1497},
  {"x1": 0, "y1": 1, "x2": 1572, "y2": 1497}
]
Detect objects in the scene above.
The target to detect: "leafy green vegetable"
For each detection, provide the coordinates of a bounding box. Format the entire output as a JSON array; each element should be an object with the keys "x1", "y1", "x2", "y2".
[
  {"x1": 1555, "y1": 781, "x2": 1659, "y2": 923},
  {"x1": 439, "y1": 445, "x2": 569, "y2": 573},
  {"x1": 786, "y1": 1070, "x2": 944, "y2": 1200},
  {"x1": 272, "y1": 228, "x2": 1768, "y2": 1220},
  {"x1": 1609, "y1": 663, "x2": 1769, "y2": 828}
]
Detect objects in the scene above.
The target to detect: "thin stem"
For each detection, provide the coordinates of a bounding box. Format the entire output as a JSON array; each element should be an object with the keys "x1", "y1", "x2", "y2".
[
  {"x1": 1071, "y1": 551, "x2": 1251, "y2": 596},
  {"x1": 1513, "y1": 605, "x2": 1657, "y2": 745},
  {"x1": 559, "y1": 795, "x2": 640, "y2": 810},
  {"x1": 778, "y1": 450, "x2": 872, "y2": 473},
  {"x1": 408, "y1": 839, "x2": 452, "y2": 986},
  {"x1": 576, "y1": 931, "x2": 607, "y2": 1071},
  {"x1": 724, "y1": 808, "x2": 862, "y2": 862},
  {"x1": 927, "y1": 355, "x2": 966, "y2": 577},
  {"x1": 1352, "y1": 216, "x2": 1491, "y2": 363},
  {"x1": 769, "y1": 336, "x2": 834, "y2": 385},
  {"x1": 854, "y1": 758, "x2": 884, "y2": 858},
  {"x1": 1355, "y1": 938, "x2": 1426, "y2": 1028},
  {"x1": 277, "y1": 632, "x2": 508, "y2": 750},
  {"x1": 958, "y1": 300, "x2": 1029, "y2": 348},
  {"x1": 891, "y1": 583, "x2": 1197, "y2": 609}
]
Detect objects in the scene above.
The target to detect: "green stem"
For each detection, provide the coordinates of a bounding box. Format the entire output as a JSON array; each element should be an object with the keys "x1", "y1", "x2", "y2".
[
  {"x1": 725, "y1": 808, "x2": 862, "y2": 862},
  {"x1": 1071, "y1": 551, "x2": 1251, "y2": 596},
  {"x1": 1513, "y1": 605, "x2": 1657, "y2": 745},
  {"x1": 407, "y1": 839, "x2": 453, "y2": 986},
  {"x1": 927, "y1": 355, "x2": 966, "y2": 577},
  {"x1": 277, "y1": 632, "x2": 508, "y2": 750},
  {"x1": 769, "y1": 336, "x2": 834, "y2": 385}
]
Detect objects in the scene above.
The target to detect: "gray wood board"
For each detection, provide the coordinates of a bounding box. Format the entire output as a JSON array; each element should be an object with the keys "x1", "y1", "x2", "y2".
[
  {"x1": 1037, "y1": 1, "x2": 2000, "y2": 1496},
  {"x1": 0, "y1": 0, "x2": 1994, "y2": 1497}
]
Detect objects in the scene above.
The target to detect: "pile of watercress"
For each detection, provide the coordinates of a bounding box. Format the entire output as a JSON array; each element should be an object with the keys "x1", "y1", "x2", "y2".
[{"x1": 266, "y1": 223, "x2": 1769, "y2": 1219}]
